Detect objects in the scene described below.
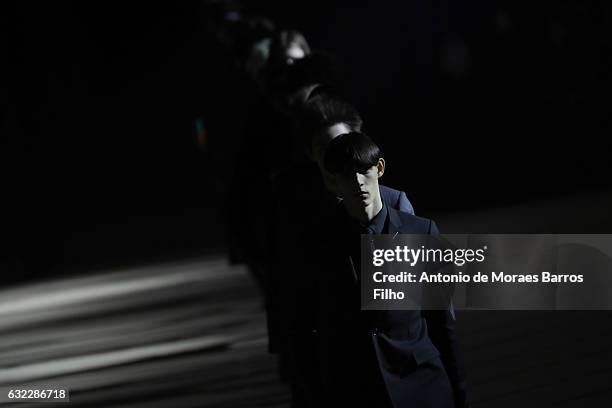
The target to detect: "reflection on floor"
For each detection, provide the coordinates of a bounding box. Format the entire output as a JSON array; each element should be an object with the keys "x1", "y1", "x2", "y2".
[{"x1": 0, "y1": 257, "x2": 289, "y2": 407}]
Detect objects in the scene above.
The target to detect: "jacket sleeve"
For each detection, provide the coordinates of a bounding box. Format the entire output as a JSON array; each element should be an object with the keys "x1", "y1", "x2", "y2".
[
  {"x1": 423, "y1": 219, "x2": 469, "y2": 408},
  {"x1": 422, "y1": 307, "x2": 468, "y2": 407}
]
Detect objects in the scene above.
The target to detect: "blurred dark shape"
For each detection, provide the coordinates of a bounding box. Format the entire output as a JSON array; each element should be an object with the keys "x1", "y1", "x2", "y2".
[
  {"x1": 225, "y1": 32, "x2": 347, "y2": 286},
  {"x1": 228, "y1": 16, "x2": 276, "y2": 76},
  {"x1": 194, "y1": 118, "x2": 208, "y2": 150},
  {"x1": 441, "y1": 34, "x2": 470, "y2": 79},
  {"x1": 262, "y1": 52, "x2": 345, "y2": 115},
  {"x1": 201, "y1": 0, "x2": 245, "y2": 47},
  {"x1": 295, "y1": 91, "x2": 364, "y2": 155},
  {"x1": 268, "y1": 29, "x2": 311, "y2": 67}
]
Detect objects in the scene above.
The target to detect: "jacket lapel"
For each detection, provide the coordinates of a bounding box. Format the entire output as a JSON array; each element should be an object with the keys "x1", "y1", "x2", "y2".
[{"x1": 387, "y1": 206, "x2": 404, "y2": 235}]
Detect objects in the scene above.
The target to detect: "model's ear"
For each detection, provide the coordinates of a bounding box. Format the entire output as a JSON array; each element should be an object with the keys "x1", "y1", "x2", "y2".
[{"x1": 377, "y1": 158, "x2": 386, "y2": 178}]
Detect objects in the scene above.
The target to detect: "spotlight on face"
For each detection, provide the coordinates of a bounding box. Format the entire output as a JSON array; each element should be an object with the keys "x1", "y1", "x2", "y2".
[{"x1": 332, "y1": 159, "x2": 385, "y2": 210}]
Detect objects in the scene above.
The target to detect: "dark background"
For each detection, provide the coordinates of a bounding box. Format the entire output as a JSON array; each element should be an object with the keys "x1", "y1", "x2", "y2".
[
  {"x1": 3, "y1": 3, "x2": 612, "y2": 407},
  {"x1": 4, "y1": 0, "x2": 612, "y2": 278}
]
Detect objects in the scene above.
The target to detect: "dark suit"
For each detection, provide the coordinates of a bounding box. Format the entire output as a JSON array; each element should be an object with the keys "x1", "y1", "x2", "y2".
[
  {"x1": 378, "y1": 185, "x2": 414, "y2": 215},
  {"x1": 286, "y1": 205, "x2": 468, "y2": 408},
  {"x1": 267, "y1": 166, "x2": 414, "y2": 354}
]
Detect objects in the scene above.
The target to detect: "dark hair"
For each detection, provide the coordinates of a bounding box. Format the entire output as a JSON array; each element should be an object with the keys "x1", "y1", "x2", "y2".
[
  {"x1": 296, "y1": 93, "x2": 363, "y2": 151},
  {"x1": 323, "y1": 132, "x2": 382, "y2": 175}
]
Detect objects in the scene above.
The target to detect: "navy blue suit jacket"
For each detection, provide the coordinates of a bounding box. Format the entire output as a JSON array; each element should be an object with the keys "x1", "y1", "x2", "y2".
[
  {"x1": 379, "y1": 184, "x2": 414, "y2": 215},
  {"x1": 293, "y1": 207, "x2": 467, "y2": 408},
  {"x1": 374, "y1": 208, "x2": 468, "y2": 408},
  {"x1": 267, "y1": 182, "x2": 414, "y2": 354}
]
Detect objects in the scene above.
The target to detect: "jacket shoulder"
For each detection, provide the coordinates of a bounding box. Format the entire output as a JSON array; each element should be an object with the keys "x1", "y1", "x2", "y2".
[
  {"x1": 379, "y1": 184, "x2": 400, "y2": 201},
  {"x1": 380, "y1": 184, "x2": 415, "y2": 215}
]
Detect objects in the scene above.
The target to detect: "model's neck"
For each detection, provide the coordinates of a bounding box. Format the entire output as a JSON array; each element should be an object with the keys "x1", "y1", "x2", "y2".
[{"x1": 346, "y1": 194, "x2": 383, "y2": 224}]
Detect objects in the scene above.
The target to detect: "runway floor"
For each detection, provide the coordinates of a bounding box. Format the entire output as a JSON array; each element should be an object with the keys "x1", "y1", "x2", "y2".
[{"x1": 1, "y1": 255, "x2": 611, "y2": 407}]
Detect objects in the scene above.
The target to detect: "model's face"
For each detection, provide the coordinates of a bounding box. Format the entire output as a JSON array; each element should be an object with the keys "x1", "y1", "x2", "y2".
[
  {"x1": 285, "y1": 43, "x2": 306, "y2": 64},
  {"x1": 246, "y1": 38, "x2": 271, "y2": 79},
  {"x1": 332, "y1": 159, "x2": 385, "y2": 209}
]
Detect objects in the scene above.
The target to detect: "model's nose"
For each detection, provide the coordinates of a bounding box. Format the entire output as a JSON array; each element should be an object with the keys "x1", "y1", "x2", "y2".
[{"x1": 355, "y1": 172, "x2": 366, "y2": 186}]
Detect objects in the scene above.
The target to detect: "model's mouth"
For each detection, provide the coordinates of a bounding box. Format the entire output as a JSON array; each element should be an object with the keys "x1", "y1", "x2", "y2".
[{"x1": 355, "y1": 191, "x2": 368, "y2": 198}]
